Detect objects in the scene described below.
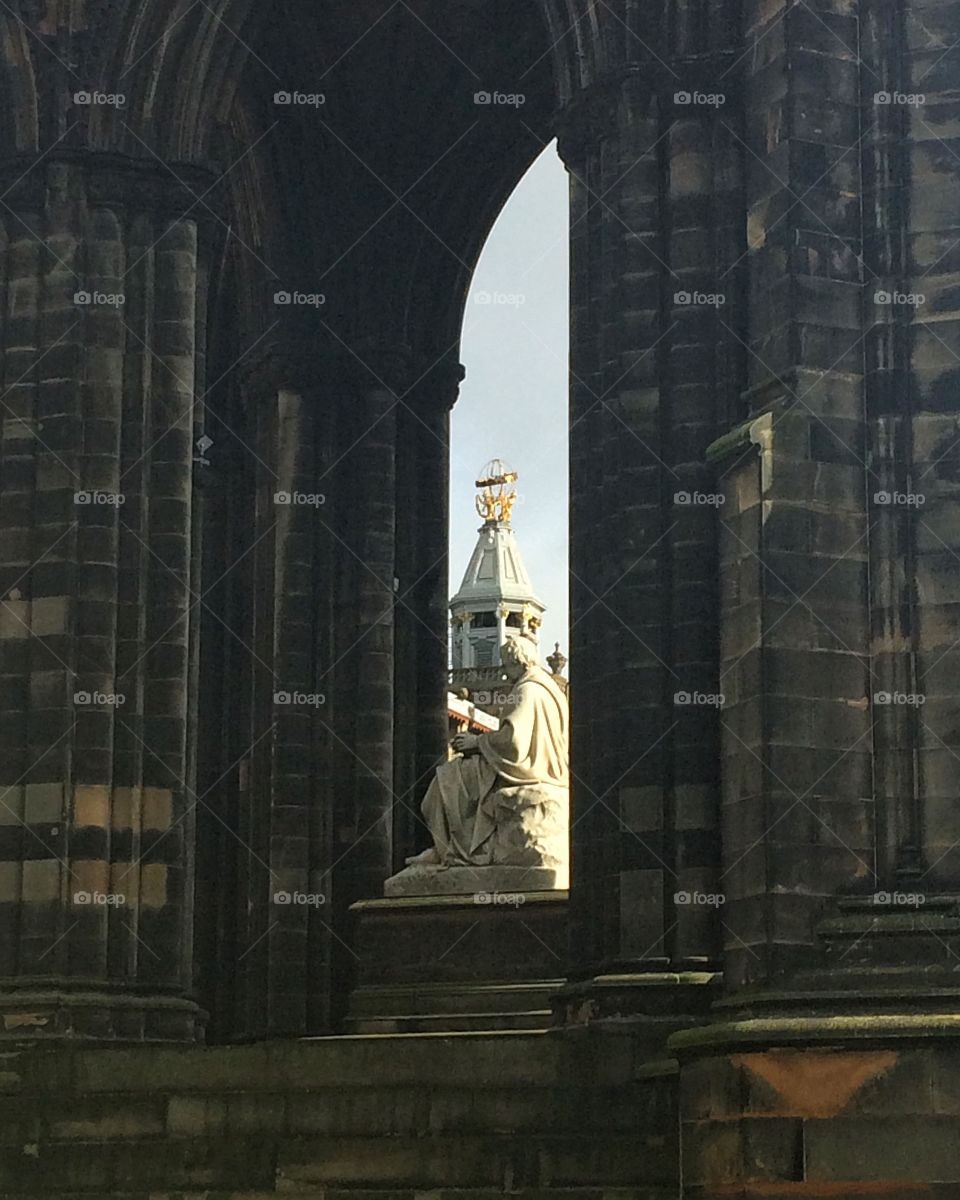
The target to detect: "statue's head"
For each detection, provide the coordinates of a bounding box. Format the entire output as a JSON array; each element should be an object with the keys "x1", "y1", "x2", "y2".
[{"x1": 500, "y1": 634, "x2": 539, "y2": 680}]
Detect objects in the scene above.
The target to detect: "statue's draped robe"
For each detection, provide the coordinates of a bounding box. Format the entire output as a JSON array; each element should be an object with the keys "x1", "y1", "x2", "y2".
[{"x1": 422, "y1": 666, "x2": 569, "y2": 866}]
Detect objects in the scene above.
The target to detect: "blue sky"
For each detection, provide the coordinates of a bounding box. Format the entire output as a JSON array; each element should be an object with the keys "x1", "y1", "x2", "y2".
[{"x1": 450, "y1": 142, "x2": 570, "y2": 663}]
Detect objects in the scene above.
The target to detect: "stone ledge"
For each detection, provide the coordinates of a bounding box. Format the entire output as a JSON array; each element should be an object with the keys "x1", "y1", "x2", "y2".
[
  {"x1": 352, "y1": 889, "x2": 567, "y2": 912},
  {"x1": 345, "y1": 979, "x2": 564, "y2": 1034},
  {"x1": 55, "y1": 1032, "x2": 568, "y2": 1095},
  {"x1": 0, "y1": 988, "x2": 205, "y2": 1043},
  {"x1": 0, "y1": 1193, "x2": 677, "y2": 1200},
  {"x1": 383, "y1": 864, "x2": 563, "y2": 897},
  {"x1": 670, "y1": 1012, "x2": 960, "y2": 1057}
]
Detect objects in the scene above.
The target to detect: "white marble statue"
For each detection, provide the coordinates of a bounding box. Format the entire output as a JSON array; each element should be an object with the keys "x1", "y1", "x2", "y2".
[{"x1": 407, "y1": 634, "x2": 569, "y2": 879}]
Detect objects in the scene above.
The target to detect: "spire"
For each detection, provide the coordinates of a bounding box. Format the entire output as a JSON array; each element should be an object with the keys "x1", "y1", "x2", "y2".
[{"x1": 450, "y1": 460, "x2": 545, "y2": 670}]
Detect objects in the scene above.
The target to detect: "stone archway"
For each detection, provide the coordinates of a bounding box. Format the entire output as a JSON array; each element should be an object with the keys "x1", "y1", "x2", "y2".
[
  {"x1": 5, "y1": 0, "x2": 950, "y2": 1049},
  {"x1": 9, "y1": 0, "x2": 960, "y2": 1194},
  {"x1": 0, "y1": 0, "x2": 737, "y2": 1043},
  {"x1": 0, "y1": 0, "x2": 585, "y2": 1042},
  {"x1": 190, "y1": 0, "x2": 570, "y2": 1039}
]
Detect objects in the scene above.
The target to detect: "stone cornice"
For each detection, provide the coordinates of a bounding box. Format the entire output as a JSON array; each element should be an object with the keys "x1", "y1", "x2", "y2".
[
  {"x1": 0, "y1": 151, "x2": 223, "y2": 223},
  {"x1": 670, "y1": 1012, "x2": 960, "y2": 1057},
  {"x1": 407, "y1": 357, "x2": 466, "y2": 414},
  {"x1": 554, "y1": 71, "x2": 635, "y2": 165},
  {"x1": 240, "y1": 335, "x2": 464, "y2": 412},
  {"x1": 554, "y1": 53, "x2": 745, "y2": 165}
]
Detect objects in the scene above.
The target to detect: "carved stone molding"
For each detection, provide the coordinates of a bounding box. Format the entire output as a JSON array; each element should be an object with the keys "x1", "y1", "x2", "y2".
[
  {"x1": 240, "y1": 335, "x2": 464, "y2": 413},
  {"x1": 0, "y1": 151, "x2": 223, "y2": 226}
]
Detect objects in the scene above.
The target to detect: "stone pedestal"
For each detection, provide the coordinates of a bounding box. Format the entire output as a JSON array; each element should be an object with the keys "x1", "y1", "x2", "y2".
[
  {"x1": 346, "y1": 890, "x2": 567, "y2": 1033},
  {"x1": 384, "y1": 863, "x2": 562, "y2": 897}
]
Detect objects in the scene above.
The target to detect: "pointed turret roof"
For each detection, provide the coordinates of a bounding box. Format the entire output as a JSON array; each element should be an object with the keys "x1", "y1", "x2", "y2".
[{"x1": 450, "y1": 519, "x2": 544, "y2": 610}]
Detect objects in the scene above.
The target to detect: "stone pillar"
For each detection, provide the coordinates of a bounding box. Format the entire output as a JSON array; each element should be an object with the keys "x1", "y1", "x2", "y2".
[
  {"x1": 249, "y1": 375, "x2": 332, "y2": 1038},
  {"x1": 392, "y1": 359, "x2": 462, "y2": 868},
  {"x1": 555, "y1": 63, "x2": 728, "y2": 1032},
  {"x1": 861, "y1": 0, "x2": 925, "y2": 898},
  {"x1": 0, "y1": 155, "x2": 212, "y2": 1040},
  {"x1": 496, "y1": 607, "x2": 507, "y2": 655},
  {"x1": 462, "y1": 616, "x2": 472, "y2": 667},
  {"x1": 708, "y1": 0, "x2": 872, "y2": 996},
  {"x1": 665, "y1": 73, "x2": 743, "y2": 973},
  {"x1": 875, "y1": 0, "x2": 960, "y2": 897},
  {"x1": 557, "y1": 74, "x2": 679, "y2": 1025},
  {"x1": 194, "y1": 334, "x2": 350, "y2": 1038},
  {"x1": 196, "y1": 334, "x2": 433, "y2": 1035},
  {"x1": 332, "y1": 347, "x2": 401, "y2": 908},
  {"x1": 675, "y1": 0, "x2": 960, "y2": 1190}
]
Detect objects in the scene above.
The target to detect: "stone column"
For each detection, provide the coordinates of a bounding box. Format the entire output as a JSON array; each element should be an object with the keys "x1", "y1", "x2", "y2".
[
  {"x1": 673, "y1": 0, "x2": 960, "y2": 1190},
  {"x1": 707, "y1": 0, "x2": 873, "y2": 996},
  {"x1": 877, "y1": 0, "x2": 960, "y2": 899},
  {"x1": 862, "y1": 0, "x2": 925, "y2": 899},
  {"x1": 392, "y1": 359, "x2": 463, "y2": 867},
  {"x1": 665, "y1": 73, "x2": 744, "y2": 973},
  {"x1": 462, "y1": 616, "x2": 472, "y2": 667},
  {"x1": 332, "y1": 346, "x2": 401, "y2": 907},
  {"x1": 248, "y1": 371, "x2": 332, "y2": 1038},
  {"x1": 0, "y1": 155, "x2": 212, "y2": 1040},
  {"x1": 555, "y1": 63, "x2": 726, "y2": 1033},
  {"x1": 194, "y1": 334, "x2": 352, "y2": 1038}
]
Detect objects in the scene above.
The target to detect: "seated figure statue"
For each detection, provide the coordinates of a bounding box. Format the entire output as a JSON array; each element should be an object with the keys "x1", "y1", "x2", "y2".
[{"x1": 390, "y1": 634, "x2": 569, "y2": 894}]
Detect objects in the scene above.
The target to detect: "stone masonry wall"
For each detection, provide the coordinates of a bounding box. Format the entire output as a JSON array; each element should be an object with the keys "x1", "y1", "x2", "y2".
[{"x1": 0, "y1": 1033, "x2": 677, "y2": 1199}]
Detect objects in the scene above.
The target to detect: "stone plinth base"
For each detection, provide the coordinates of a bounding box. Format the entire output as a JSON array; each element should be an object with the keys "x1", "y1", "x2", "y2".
[
  {"x1": 671, "y1": 1014, "x2": 960, "y2": 1198},
  {"x1": 346, "y1": 890, "x2": 567, "y2": 1032},
  {"x1": 0, "y1": 985, "x2": 205, "y2": 1041},
  {"x1": 384, "y1": 862, "x2": 561, "y2": 897},
  {"x1": 553, "y1": 971, "x2": 721, "y2": 1055}
]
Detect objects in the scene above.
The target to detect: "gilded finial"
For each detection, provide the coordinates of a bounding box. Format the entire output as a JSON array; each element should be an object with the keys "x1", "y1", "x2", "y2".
[{"x1": 475, "y1": 458, "x2": 519, "y2": 525}]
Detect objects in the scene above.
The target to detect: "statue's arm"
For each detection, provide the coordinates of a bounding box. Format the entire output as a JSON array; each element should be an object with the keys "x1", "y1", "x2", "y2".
[{"x1": 451, "y1": 731, "x2": 481, "y2": 754}]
